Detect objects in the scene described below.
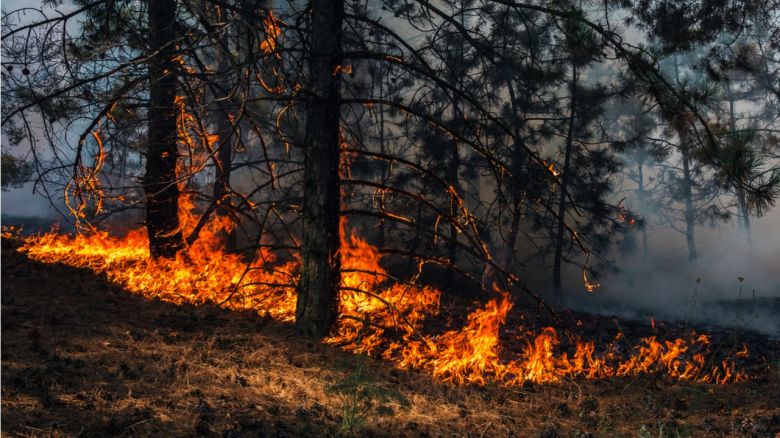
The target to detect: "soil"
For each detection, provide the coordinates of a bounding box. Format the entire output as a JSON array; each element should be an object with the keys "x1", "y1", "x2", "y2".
[{"x1": 2, "y1": 241, "x2": 779, "y2": 437}]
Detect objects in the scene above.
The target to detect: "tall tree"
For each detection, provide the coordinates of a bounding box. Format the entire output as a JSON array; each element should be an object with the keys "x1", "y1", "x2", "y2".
[
  {"x1": 144, "y1": 0, "x2": 185, "y2": 258},
  {"x1": 295, "y1": 0, "x2": 345, "y2": 337},
  {"x1": 551, "y1": 60, "x2": 577, "y2": 300},
  {"x1": 707, "y1": 44, "x2": 780, "y2": 243},
  {"x1": 550, "y1": 16, "x2": 613, "y2": 302}
]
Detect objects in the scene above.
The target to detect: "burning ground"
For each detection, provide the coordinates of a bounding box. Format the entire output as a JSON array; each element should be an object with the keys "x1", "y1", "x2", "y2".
[
  {"x1": 5, "y1": 206, "x2": 771, "y2": 386},
  {"x1": 2, "y1": 232, "x2": 780, "y2": 437}
]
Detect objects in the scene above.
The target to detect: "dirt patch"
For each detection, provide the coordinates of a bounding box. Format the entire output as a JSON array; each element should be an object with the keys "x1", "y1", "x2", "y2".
[{"x1": 2, "y1": 242, "x2": 779, "y2": 437}]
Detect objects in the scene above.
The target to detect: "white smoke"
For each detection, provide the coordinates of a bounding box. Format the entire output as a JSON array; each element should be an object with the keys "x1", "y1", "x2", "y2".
[{"x1": 569, "y1": 211, "x2": 780, "y2": 336}]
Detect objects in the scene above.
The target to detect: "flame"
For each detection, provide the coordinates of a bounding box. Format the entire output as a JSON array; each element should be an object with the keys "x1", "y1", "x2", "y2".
[
  {"x1": 12, "y1": 208, "x2": 751, "y2": 386},
  {"x1": 65, "y1": 129, "x2": 106, "y2": 230},
  {"x1": 260, "y1": 11, "x2": 281, "y2": 56},
  {"x1": 332, "y1": 65, "x2": 353, "y2": 76},
  {"x1": 543, "y1": 160, "x2": 560, "y2": 177},
  {"x1": 583, "y1": 269, "x2": 600, "y2": 293},
  {"x1": 18, "y1": 196, "x2": 300, "y2": 320}
]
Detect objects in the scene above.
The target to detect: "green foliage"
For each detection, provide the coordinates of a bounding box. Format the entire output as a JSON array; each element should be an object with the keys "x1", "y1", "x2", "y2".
[
  {"x1": 1, "y1": 153, "x2": 32, "y2": 191},
  {"x1": 326, "y1": 357, "x2": 408, "y2": 436},
  {"x1": 711, "y1": 127, "x2": 780, "y2": 218}
]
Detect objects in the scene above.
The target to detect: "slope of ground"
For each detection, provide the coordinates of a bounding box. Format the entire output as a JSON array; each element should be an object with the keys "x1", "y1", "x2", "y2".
[{"x1": 2, "y1": 242, "x2": 779, "y2": 437}]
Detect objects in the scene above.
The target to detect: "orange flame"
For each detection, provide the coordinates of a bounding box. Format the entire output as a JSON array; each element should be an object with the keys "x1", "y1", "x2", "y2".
[
  {"x1": 13, "y1": 208, "x2": 751, "y2": 386},
  {"x1": 260, "y1": 11, "x2": 281, "y2": 57}
]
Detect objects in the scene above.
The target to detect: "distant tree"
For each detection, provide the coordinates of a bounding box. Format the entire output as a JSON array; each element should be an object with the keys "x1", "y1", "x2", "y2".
[
  {"x1": 707, "y1": 40, "x2": 780, "y2": 241},
  {"x1": 626, "y1": 0, "x2": 780, "y2": 259},
  {"x1": 1, "y1": 153, "x2": 32, "y2": 191},
  {"x1": 608, "y1": 103, "x2": 668, "y2": 261},
  {"x1": 635, "y1": 54, "x2": 726, "y2": 261},
  {"x1": 709, "y1": 124, "x2": 780, "y2": 241}
]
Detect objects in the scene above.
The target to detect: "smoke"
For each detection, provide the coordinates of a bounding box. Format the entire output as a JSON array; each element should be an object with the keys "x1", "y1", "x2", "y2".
[
  {"x1": 1, "y1": 184, "x2": 60, "y2": 218},
  {"x1": 568, "y1": 211, "x2": 780, "y2": 336}
]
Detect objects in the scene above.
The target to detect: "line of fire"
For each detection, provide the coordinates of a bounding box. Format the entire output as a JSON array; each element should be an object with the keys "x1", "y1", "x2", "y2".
[{"x1": 2, "y1": 0, "x2": 779, "y2": 436}]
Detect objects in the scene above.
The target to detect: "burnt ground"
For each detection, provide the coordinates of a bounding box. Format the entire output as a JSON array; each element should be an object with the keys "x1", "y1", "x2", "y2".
[{"x1": 2, "y1": 241, "x2": 780, "y2": 437}]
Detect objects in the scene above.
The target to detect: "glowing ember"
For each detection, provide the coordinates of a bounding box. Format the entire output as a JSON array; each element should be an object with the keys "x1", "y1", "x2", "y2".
[
  {"x1": 260, "y1": 11, "x2": 281, "y2": 56},
  {"x1": 10, "y1": 211, "x2": 751, "y2": 387}
]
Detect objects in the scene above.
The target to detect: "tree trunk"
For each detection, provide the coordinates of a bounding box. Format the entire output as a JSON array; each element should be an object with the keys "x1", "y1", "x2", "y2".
[
  {"x1": 295, "y1": 0, "x2": 344, "y2": 337},
  {"x1": 680, "y1": 134, "x2": 698, "y2": 261},
  {"x1": 407, "y1": 201, "x2": 423, "y2": 276},
  {"x1": 376, "y1": 56, "x2": 387, "y2": 249},
  {"x1": 673, "y1": 55, "x2": 697, "y2": 261},
  {"x1": 506, "y1": 199, "x2": 522, "y2": 268},
  {"x1": 638, "y1": 161, "x2": 648, "y2": 261},
  {"x1": 505, "y1": 78, "x2": 526, "y2": 268},
  {"x1": 212, "y1": 29, "x2": 237, "y2": 252},
  {"x1": 144, "y1": 0, "x2": 184, "y2": 259},
  {"x1": 446, "y1": 133, "x2": 460, "y2": 290},
  {"x1": 674, "y1": 54, "x2": 697, "y2": 261},
  {"x1": 445, "y1": 4, "x2": 466, "y2": 291},
  {"x1": 552, "y1": 62, "x2": 577, "y2": 303},
  {"x1": 736, "y1": 185, "x2": 751, "y2": 240},
  {"x1": 728, "y1": 85, "x2": 752, "y2": 242}
]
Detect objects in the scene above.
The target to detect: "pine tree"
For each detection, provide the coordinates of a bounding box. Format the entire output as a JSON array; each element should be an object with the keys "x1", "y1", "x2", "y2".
[{"x1": 295, "y1": 0, "x2": 345, "y2": 337}]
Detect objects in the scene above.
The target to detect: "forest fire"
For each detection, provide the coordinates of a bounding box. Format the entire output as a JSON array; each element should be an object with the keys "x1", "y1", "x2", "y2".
[
  {"x1": 12, "y1": 208, "x2": 752, "y2": 386},
  {"x1": 4, "y1": 0, "x2": 780, "y2": 434}
]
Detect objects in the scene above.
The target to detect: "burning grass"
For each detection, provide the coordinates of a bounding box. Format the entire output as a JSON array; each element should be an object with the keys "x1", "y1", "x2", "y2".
[
  {"x1": 6, "y1": 199, "x2": 765, "y2": 386},
  {"x1": 2, "y1": 243, "x2": 779, "y2": 437}
]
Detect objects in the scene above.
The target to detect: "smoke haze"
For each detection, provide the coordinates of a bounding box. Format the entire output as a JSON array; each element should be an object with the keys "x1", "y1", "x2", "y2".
[{"x1": 570, "y1": 211, "x2": 780, "y2": 336}]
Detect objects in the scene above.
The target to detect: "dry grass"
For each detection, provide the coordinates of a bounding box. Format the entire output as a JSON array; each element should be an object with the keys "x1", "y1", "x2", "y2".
[{"x1": 2, "y1": 243, "x2": 779, "y2": 437}]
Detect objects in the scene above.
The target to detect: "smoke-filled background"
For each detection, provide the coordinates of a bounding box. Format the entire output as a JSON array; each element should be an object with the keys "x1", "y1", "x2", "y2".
[{"x1": 581, "y1": 215, "x2": 780, "y2": 335}]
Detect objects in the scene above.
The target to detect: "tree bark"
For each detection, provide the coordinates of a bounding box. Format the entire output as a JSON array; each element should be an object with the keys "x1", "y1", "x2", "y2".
[
  {"x1": 212, "y1": 27, "x2": 237, "y2": 252},
  {"x1": 446, "y1": 133, "x2": 460, "y2": 290},
  {"x1": 144, "y1": 0, "x2": 184, "y2": 259},
  {"x1": 445, "y1": 4, "x2": 466, "y2": 291},
  {"x1": 552, "y1": 62, "x2": 577, "y2": 303},
  {"x1": 672, "y1": 54, "x2": 697, "y2": 261},
  {"x1": 407, "y1": 201, "x2": 424, "y2": 277},
  {"x1": 295, "y1": 0, "x2": 344, "y2": 337},
  {"x1": 375, "y1": 54, "x2": 388, "y2": 250},
  {"x1": 505, "y1": 77, "x2": 527, "y2": 269}
]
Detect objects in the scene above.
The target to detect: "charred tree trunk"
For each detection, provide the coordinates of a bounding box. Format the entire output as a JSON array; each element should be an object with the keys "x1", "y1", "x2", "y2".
[
  {"x1": 212, "y1": 34, "x2": 237, "y2": 252},
  {"x1": 506, "y1": 200, "x2": 522, "y2": 267},
  {"x1": 505, "y1": 79, "x2": 527, "y2": 268},
  {"x1": 445, "y1": 5, "x2": 466, "y2": 291},
  {"x1": 144, "y1": 0, "x2": 184, "y2": 259},
  {"x1": 446, "y1": 132, "x2": 460, "y2": 290},
  {"x1": 552, "y1": 62, "x2": 577, "y2": 303},
  {"x1": 407, "y1": 201, "x2": 424, "y2": 276},
  {"x1": 295, "y1": 0, "x2": 344, "y2": 338},
  {"x1": 552, "y1": 63, "x2": 578, "y2": 301},
  {"x1": 377, "y1": 64, "x2": 388, "y2": 250}
]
